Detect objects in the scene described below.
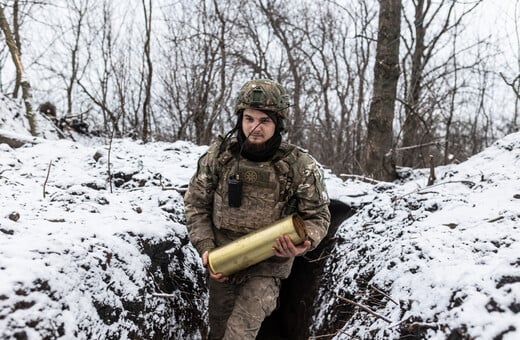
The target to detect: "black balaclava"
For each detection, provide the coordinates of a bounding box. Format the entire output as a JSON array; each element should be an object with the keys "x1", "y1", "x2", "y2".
[{"x1": 234, "y1": 110, "x2": 284, "y2": 162}]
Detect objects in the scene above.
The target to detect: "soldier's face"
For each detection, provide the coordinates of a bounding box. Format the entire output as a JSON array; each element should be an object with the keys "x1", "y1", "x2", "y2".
[{"x1": 242, "y1": 109, "x2": 276, "y2": 144}]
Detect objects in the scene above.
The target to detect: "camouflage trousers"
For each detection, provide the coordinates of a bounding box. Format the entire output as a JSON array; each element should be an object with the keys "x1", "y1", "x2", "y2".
[{"x1": 208, "y1": 275, "x2": 281, "y2": 340}]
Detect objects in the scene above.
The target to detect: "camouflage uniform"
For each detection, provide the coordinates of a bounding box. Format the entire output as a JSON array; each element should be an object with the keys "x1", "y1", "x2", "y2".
[{"x1": 184, "y1": 79, "x2": 330, "y2": 340}]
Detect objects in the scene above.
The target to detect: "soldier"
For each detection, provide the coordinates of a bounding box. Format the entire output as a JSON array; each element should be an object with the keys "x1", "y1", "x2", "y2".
[{"x1": 184, "y1": 79, "x2": 330, "y2": 340}]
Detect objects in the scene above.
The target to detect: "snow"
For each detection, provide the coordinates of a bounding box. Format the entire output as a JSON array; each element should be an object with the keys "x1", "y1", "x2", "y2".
[
  {"x1": 1, "y1": 97, "x2": 207, "y2": 338},
  {"x1": 312, "y1": 135, "x2": 520, "y2": 339},
  {"x1": 1, "y1": 95, "x2": 520, "y2": 339}
]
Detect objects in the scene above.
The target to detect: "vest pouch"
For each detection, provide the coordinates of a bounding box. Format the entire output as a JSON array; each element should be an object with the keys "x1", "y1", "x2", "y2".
[{"x1": 228, "y1": 177, "x2": 242, "y2": 207}]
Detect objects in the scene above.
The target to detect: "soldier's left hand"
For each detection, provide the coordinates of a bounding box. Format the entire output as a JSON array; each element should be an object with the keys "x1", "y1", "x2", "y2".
[{"x1": 273, "y1": 234, "x2": 311, "y2": 257}]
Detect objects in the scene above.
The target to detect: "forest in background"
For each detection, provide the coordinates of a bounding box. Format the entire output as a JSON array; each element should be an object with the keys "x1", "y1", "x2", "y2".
[{"x1": 0, "y1": 0, "x2": 519, "y2": 177}]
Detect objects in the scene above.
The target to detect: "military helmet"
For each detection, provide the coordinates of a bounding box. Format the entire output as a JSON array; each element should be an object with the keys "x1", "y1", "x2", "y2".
[{"x1": 234, "y1": 79, "x2": 290, "y2": 118}]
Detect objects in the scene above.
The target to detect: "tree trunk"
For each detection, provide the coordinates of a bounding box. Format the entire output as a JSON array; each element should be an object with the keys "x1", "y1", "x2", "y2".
[
  {"x1": 142, "y1": 0, "x2": 153, "y2": 143},
  {"x1": 0, "y1": 5, "x2": 38, "y2": 136},
  {"x1": 12, "y1": 0, "x2": 21, "y2": 98},
  {"x1": 365, "y1": 0, "x2": 401, "y2": 181},
  {"x1": 401, "y1": 0, "x2": 425, "y2": 167}
]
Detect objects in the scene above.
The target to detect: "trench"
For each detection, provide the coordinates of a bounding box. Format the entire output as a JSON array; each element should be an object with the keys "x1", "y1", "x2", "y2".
[{"x1": 257, "y1": 199, "x2": 355, "y2": 340}]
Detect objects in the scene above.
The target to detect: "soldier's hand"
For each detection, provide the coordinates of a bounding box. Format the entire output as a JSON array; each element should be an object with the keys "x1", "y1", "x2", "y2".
[
  {"x1": 273, "y1": 235, "x2": 311, "y2": 258},
  {"x1": 202, "y1": 251, "x2": 228, "y2": 282}
]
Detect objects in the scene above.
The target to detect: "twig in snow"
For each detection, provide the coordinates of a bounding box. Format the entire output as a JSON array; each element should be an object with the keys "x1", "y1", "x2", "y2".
[
  {"x1": 369, "y1": 284, "x2": 398, "y2": 305},
  {"x1": 43, "y1": 160, "x2": 52, "y2": 198},
  {"x1": 45, "y1": 218, "x2": 65, "y2": 223},
  {"x1": 336, "y1": 295, "x2": 391, "y2": 323},
  {"x1": 151, "y1": 292, "x2": 177, "y2": 298},
  {"x1": 108, "y1": 128, "x2": 115, "y2": 193},
  {"x1": 340, "y1": 173, "x2": 381, "y2": 185},
  {"x1": 0, "y1": 168, "x2": 12, "y2": 177},
  {"x1": 487, "y1": 216, "x2": 504, "y2": 223},
  {"x1": 392, "y1": 180, "x2": 476, "y2": 202},
  {"x1": 304, "y1": 249, "x2": 333, "y2": 263},
  {"x1": 389, "y1": 319, "x2": 438, "y2": 331}
]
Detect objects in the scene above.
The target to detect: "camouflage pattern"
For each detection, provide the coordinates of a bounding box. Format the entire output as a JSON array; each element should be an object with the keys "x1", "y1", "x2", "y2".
[
  {"x1": 208, "y1": 276, "x2": 280, "y2": 340},
  {"x1": 184, "y1": 136, "x2": 330, "y2": 278},
  {"x1": 234, "y1": 79, "x2": 291, "y2": 118},
  {"x1": 184, "y1": 134, "x2": 330, "y2": 339}
]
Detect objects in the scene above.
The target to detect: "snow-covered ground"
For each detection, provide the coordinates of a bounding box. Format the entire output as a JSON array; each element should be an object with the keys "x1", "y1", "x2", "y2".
[
  {"x1": 1, "y1": 95, "x2": 519, "y2": 339},
  {"x1": 1, "y1": 96, "x2": 210, "y2": 338},
  {"x1": 0, "y1": 135, "x2": 210, "y2": 339},
  {"x1": 313, "y1": 135, "x2": 520, "y2": 339}
]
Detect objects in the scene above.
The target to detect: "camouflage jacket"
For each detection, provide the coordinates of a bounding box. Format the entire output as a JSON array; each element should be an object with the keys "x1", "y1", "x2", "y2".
[{"x1": 184, "y1": 136, "x2": 330, "y2": 278}]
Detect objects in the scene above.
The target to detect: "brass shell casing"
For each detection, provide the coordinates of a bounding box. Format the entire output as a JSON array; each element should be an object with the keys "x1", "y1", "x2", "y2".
[{"x1": 208, "y1": 214, "x2": 307, "y2": 276}]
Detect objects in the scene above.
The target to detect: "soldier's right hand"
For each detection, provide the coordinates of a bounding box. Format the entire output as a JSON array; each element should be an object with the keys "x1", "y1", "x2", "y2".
[{"x1": 203, "y1": 251, "x2": 229, "y2": 282}]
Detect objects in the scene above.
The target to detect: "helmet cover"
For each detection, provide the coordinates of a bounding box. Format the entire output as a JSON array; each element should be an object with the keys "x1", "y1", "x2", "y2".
[{"x1": 234, "y1": 79, "x2": 290, "y2": 118}]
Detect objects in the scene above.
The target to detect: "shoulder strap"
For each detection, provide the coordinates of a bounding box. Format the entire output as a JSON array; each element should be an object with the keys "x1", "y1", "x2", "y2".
[
  {"x1": 215, "y1": 135, "x2": 236, "y2": 170},
  {"x1": 273, "y1": 143, "x2": 301, "y2": 214}
]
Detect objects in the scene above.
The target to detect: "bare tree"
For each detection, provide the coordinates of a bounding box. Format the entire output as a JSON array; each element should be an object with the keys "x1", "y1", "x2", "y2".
[
  {"x1": 443, "y1": 25, "x2": 459, "y2": 165},
  {"x1": 399, "y1": 0, "x2": 483, "y2": 167},
  {"x1": 294, "y1": 1, "x2": 376, "y2": 175},
  {"x1": 298, "y1": 8, "x2": 338, "y2": 168},
  {"x1": 499, "y1": 1, "x2": 520, "y2": 133},
  {"x1": 0, "y1": 0, "x2": 28, "y2": 98},
  {"x1": 0, "y1": 47, "x2": 7, "y2": 93},
  {"x1": 11, "y1": 0, "x2": 21, "y2": 97},
  {"x1": 158, "y1": 0, "x2": 236, "y2": 145},
  {"x1": 110, "y1": 40, "x2": 131, "y2": 137},
  {"x1": 76, "y1": 0, "x2": 141, "y2": 137},
  {"x1": 74, "y1": 0, "x2": 115, "y2": 134},
  {"x1": 320, "y1": 0, "x2": 377, "y2": 175},
  {"x1": 365, "y1": 0, "x2": 401, "y2": 181},
  {"x1": 257, "y1": 0, "x2": 307, "y2": 145},
  {"x1": 189, "y1": 0, "x2": 228, "y2": 145},
  {"x1": 400, "y1": 0, "x2": 428, "y2": 168},
  {"x1": 228, "y1": 0, "x2": 272, "y2": 78},
  {"x1": 351, "y1": 1, "x2": 377, "y2": 175},
  {"x1": 0, "y1": 0, "x2": 514, "y2": 180},
  {"x1": 500, "y1": 73, "x2": 520, "y2": 132},
  {"x1": 141, "y1": 0, "x2": 152, "y2": 143},
  {"x1": 0, "y1": 3, "x2": 38, "y2": 136},
  {"x1": 66, "y1": 0, "x2": 90, "y2": 117}
]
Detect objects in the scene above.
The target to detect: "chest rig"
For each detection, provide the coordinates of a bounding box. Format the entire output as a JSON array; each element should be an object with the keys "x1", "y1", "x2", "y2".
[{"x1": 212, "y1": 140, "x2": 297, "y2": 235}]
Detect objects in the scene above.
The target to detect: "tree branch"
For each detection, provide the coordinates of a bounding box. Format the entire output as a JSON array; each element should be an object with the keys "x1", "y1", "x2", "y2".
[{"x1": 336, "y1": 295, "x2": 391, "y2": 323}]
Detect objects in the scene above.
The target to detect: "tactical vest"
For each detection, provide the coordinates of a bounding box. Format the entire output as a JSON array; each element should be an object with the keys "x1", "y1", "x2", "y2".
[{"x1": 212, "y1": 140, "x2": 298, "y2": 235}]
